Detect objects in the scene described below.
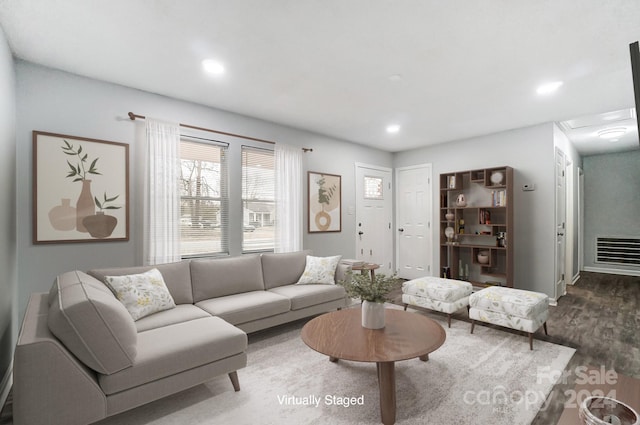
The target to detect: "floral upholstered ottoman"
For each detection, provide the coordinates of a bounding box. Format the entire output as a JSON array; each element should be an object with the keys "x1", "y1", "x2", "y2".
[
  {"x1": 469, "y1": 286, "x2": 549, "y2": 350},
  {"x1": 402, "y1": 276, "x2": 473, "y2": 327}
]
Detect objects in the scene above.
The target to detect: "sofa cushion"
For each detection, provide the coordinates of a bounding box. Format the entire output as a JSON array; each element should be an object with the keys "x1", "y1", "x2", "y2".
[
  {"x1": 135, "y1": 304, "x2": 211, "y2": 333},
  {"x1": 89, "y1": 260, "x2": 193, "y2": 305},
  {"x1": 98, "y1": 317, "x2": 247, "y2": 395},
  {"x1": 190, "y1": 255, "x2": 265, "y2": 302},
  {"x1": 195, "y1": 291, "x2": 290, "y2": 325},
  {"x1": 47, "y1": 271, "x2": 137, "y2": 375},
  {"x1": 269, "y1": 284, "x2": 347, "y2": 310},
  {"x1": 261, "y1": 250, "x2": 312, "y2": 289},
  {"x1": 297, "y1": 255, "x2": 342, "y2": 284},
  {"x1": 104, "y1": 269, "x2": 176, "y2": 321}
]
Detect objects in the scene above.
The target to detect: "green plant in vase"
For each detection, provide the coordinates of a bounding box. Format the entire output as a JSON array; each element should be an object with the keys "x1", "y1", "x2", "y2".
[
  {"x1": 61, "y1": 140, "x2": 101, "y2": 232},
  {"x1": 82, "y1": 192, "x2": 121, "y2": 239},
  {"x1": 340, "y1": 271, "x2": 400, "y2": 329}
]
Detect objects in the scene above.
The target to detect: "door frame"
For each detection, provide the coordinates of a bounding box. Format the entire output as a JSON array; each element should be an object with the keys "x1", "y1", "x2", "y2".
[
  {"x1": 394, "y1": 163, "x2": 433, "y2": 278},
  {"x1": 554, "y1": 147, "x2": 567, "y2": 300},
  {"x1": 354, "y1": 162, "x2": 394, "y2": 272}
]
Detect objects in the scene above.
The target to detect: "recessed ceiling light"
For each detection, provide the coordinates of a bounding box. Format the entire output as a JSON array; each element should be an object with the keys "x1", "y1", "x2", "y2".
[
  {"x1": 597, "y1": 127, "x2": 626, "y2": 140},
  {"x1": 386, "y1": 124, "x2": 401, "y2": 134},
  {"x1": 536, "y1": 81, "x2": 563, "y2": 95},
  {"x1": 388, "y1": 74, "x2": 403, "y2": 82},
  {"x1": 202, "y1": 59, "x2": 225, "y2": 75}
]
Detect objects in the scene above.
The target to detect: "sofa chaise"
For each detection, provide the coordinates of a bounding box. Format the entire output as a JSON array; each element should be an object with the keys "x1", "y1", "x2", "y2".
[{"x1": 13, "y1": 251, "x2": 349, "y2": 425}]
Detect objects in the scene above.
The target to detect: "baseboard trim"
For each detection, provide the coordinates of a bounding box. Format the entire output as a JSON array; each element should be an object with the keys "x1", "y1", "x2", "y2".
[
  {"x1": 583, "y1": 266, "x2": 640, "y2": 277},
  {"x1": 0, "y1": 361, "x2": 12, "y2": 412},
  {"x1": 571, "y1": 273, "x2": 580, "y2": 285}
]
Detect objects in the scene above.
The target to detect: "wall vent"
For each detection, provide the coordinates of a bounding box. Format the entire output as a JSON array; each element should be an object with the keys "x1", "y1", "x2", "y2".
[{"x1": 595, "y1": 236, "x2": 640, "y2": 266}]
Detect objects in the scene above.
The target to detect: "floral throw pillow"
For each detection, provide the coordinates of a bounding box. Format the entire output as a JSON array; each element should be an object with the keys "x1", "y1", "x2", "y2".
[
  {"x1": 296, "y1": 255, "x2": 342, "y2": 285},
  {"x1": 104, "y1": 268, "x2": 176, "y2": 321}
]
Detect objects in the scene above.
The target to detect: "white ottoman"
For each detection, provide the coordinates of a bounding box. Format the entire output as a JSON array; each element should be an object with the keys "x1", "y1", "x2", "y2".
[
  {"x1": 469, "y1": 286, "x2": 549, "y2": 350},
  {"x1": 402, "y1": 276, "x2": 473, "y2": 327}
]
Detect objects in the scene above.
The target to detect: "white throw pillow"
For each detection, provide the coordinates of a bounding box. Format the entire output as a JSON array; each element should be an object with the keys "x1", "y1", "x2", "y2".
[
  {"x1": 296, "y1": 255, "x2": 342, "y2": 285},
  {"x1": 104, "y1": 268, "x2": 176, "y2": 321}
]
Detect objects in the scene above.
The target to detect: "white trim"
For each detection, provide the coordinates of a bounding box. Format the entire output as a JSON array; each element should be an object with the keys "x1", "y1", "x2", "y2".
[
  {"x1": 583, "y1": 266, "x2": 640, "y2": 277},
  {"x1": 571, "y1": 273, "x2": 580, "y2": 285},
  {"x1": 354, "y1": 162, "x2": 393, "y2": 173},
  {"x1": 0, "y1": 361, "x2": 13, "y2": 412}
]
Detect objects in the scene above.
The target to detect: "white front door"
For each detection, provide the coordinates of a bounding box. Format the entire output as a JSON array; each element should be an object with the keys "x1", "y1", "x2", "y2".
[
  {"x1": 355, "y1": 163, "x2": 393, "y2": 275},
  {"x1": 395, "y1": 164, "x2": 433, "y2": 279},
  {"x1": 555, "y1": 148, "x2": 567, "y2": 299}
]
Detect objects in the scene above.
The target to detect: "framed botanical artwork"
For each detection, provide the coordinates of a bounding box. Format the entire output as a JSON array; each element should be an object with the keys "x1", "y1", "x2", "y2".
[
  {"x1": 33, "y1": 131, "x2": 129, "y2": 244},
  {"x1": 308, "y1": 171, "x2": 341, "y2": 233}
]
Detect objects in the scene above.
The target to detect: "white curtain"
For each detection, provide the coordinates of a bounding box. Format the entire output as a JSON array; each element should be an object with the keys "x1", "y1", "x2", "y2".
[
  {"x1": 274, "y1": 144, "x2": 303, "y2": 252},
  {"x1": 144, "y1": 119, "x2": 181, "y2": 265}
]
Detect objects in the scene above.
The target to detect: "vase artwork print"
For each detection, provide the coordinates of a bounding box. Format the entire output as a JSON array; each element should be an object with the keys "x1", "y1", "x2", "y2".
[
  {"x1": 33, "y1": 131, "x2": 129, "y2": 244},
  {"x1": 308, "y1": 171, "x2": 341, "y2": 233}
]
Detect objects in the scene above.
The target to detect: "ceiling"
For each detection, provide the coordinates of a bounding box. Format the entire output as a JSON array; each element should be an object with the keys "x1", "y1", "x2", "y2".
[{"x1": 1, "y1": 0, "x2": 639, "y2": 154}]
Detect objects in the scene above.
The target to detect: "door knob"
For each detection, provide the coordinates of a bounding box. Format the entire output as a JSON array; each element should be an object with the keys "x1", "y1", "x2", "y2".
[{"x1": 398, "y1": 228, "x2": 404, "y2": 232}]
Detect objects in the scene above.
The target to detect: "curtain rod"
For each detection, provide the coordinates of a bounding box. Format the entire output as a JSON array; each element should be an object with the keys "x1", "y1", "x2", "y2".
[{"x1": 128, "y1": 112, "x2": 313, "y2": 152}]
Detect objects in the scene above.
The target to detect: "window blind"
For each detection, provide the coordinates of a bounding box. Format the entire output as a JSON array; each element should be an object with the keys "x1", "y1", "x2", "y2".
[
  {"x1": 179, "y1": 140, "x2": 228, "y2": 257},
  {"x1": 241, "y1": 146, "x2": 275, "y2": 252}
]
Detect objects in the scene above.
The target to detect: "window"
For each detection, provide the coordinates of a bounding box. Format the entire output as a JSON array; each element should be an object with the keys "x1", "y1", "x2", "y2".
[
  {"x1": 179, "y1": 140, "x2": 228, "y2": 257},
  {"x1": 364, "y1": 176, "x2": 384, "y2": 199},
  {"x1": 242, "y1": 146, "x2": 275, "y2": 252}
]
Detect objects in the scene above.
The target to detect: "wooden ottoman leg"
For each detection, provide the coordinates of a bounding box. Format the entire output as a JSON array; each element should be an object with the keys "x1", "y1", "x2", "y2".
[
  {"x1": 528, "y1": 333, "x2": 533, "y2": 350},
  {"x1": 447, "y1": 314, "x2": 452, "y2": 328},
  {"x1": 470, "y1": 320, "x2": 475, "y2": 334},
  {"x1": 404, "y1": 304, "x2": 408, "y2": 311},
  {"x1": 543, "y1": 322, "x2": 548, "y2": 335}
]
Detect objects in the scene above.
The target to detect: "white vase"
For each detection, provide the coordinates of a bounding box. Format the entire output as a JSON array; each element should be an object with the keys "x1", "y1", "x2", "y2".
[{"x1": 361, "y1": 301, "x2": 385, "y2": 329}]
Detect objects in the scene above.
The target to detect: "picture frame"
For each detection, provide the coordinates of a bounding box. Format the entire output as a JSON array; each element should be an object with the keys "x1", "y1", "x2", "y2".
[
  {"x1": 308, "y1": 171, "x2": 341, "y2": 233},
  {"x1": 33, "y1": 131, "x2": 129, "y2": 244}
]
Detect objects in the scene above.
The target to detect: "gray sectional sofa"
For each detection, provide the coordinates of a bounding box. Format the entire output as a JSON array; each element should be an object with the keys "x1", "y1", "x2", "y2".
[{"x1": 13, "y1": 251, "x2": 349, "y2": 425}]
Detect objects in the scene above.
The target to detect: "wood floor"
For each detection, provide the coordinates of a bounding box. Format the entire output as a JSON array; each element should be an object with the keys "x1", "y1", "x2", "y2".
[
  {"x1": 389, "y1": 271, "x2": 640, "y2": 425},
  {"x1": 2, "y1": 271, "x2": 638, "y2": 425}
]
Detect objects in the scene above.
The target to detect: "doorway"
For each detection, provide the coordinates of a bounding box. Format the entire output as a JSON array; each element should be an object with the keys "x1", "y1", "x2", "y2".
[
  {"x1": 395, "y1": 164, "x2": 433, "y2": 279},
  {"x1": 355, "y1": 163, "x2": 393, "y2": 274},
  {"x1": 555, "y1": 148, "x2": 567, "y2": 300}
]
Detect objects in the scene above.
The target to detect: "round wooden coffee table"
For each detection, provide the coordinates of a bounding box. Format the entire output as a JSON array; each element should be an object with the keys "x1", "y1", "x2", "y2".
[{"x1": 301, "y1": 308, "x2": 446, "y2": 425}]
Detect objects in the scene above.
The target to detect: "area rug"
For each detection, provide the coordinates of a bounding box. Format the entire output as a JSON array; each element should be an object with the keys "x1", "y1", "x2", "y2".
[{"x1": 96, "y1": 307, "x2": 575, "y2": 425}]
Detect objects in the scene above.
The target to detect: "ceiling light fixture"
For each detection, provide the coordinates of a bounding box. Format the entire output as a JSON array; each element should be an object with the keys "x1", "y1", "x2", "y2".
[
  {"x1": 202, "y1": 59, "x2": 225, "y2": 75},
  {"x1": 386, "y1": 124, "x2": 400, "y2": 134},
  {"x1": 536, "y1": 81, "x2": 563, "y2": 95},
  {"x1": 597, "y1": 127, "x2": 626, "y2": 140}
]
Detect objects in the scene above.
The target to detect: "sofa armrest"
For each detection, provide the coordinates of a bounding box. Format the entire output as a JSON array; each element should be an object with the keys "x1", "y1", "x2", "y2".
[
  {"x1": 14, "y1": 293, "x2": 107, "y2": 425},
  {"x1": 335, "y1": 263, "x2": 352, "y2": 284}
]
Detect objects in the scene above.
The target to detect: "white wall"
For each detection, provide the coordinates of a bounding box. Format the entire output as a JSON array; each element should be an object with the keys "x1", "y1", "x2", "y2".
[
  {"x1": 0, "y1": 24, "x2": 17, "y2": 397},
  {"x1": 15, "y1": 61, "x2": 392, "y2": 320},
  {"x1": 394, "y1": 123, "x2": 558, "y2": 297},
  {"x1": 582, "y1": 149, "x2": 640, "y2": 274}
]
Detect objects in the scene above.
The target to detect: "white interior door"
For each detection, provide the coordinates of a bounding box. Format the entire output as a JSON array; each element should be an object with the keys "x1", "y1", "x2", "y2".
[
  {"x1": 395, "y1": 164, "x2": 432, "y2": 279},
  {"x1": 555, "y1": 148, "x2": 567, "y2": 299},
  {"x1": 355, "y1": 163, "x2": 393, "y2": 274}
]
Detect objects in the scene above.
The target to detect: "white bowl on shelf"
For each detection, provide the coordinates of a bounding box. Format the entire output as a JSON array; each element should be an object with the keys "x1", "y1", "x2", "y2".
[{"x1": 477, "y1": 251, "x2": 490, "y2": 264}]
